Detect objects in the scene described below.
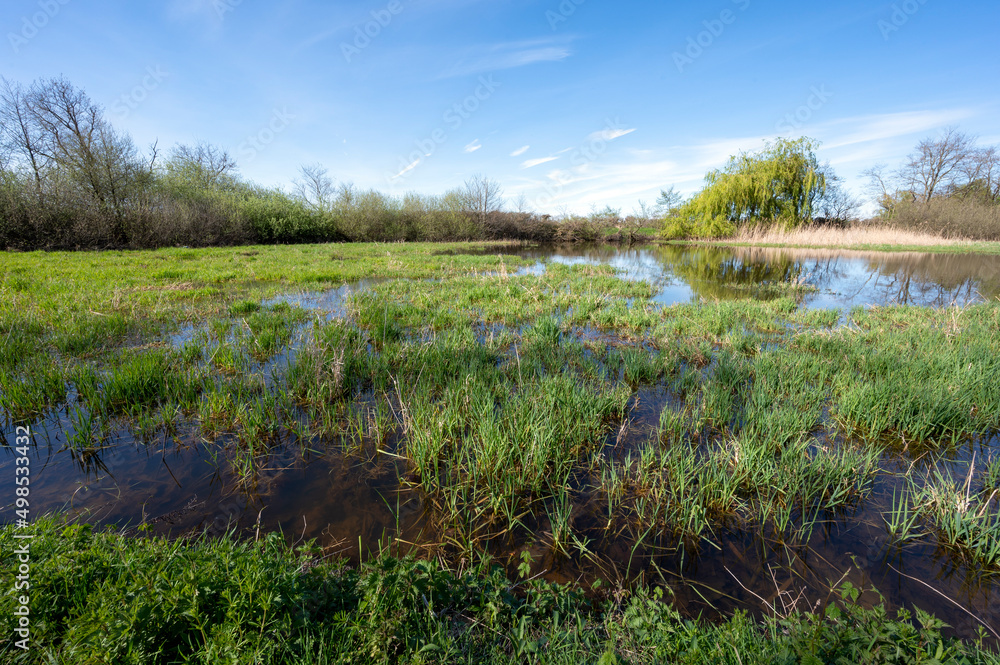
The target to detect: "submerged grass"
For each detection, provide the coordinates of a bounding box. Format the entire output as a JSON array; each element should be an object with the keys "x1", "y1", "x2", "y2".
[{"x1": 913, "y1": 466, "x2": 1000, "y2": 569}]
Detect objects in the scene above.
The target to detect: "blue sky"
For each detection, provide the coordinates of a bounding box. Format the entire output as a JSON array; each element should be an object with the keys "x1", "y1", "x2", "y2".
[{"x1": 2, "y1": 0, "x2": 998, "y2": 214}]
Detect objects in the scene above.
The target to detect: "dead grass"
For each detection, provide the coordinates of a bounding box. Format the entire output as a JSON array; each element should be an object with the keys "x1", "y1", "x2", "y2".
[{"x1": 727, "y1": 225, "x2": 973, "y2": 248}]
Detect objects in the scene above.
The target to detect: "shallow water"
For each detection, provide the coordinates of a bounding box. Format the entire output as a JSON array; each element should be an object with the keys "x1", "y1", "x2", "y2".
[
  {"x1": 512, "y1": 244, "x2": 1000, "y2": 310},
  {"x1": 3, "y1": 243, "x2": 1000, "y2": 642}
]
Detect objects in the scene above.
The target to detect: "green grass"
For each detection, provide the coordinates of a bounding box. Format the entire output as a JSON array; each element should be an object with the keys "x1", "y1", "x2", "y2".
[
  {"x1": 4, "y1": 242, "x2": 1000, "y2": 661},
  {"x1": 0, "y1": 243, "x2": 535, "y2": 371},
  {"x1": 2, "y1": 518, "x2": 998, "y2": 665},
  {"x1": 913, "y1": 467, "x2": 1000, "y2": 569}
]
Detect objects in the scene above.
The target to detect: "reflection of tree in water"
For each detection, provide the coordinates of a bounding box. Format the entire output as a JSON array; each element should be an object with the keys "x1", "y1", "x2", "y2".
[
  {"x1": 865, "y1": 253, "x2": 1000, "y2": 306},
  {"x1": 651, "y1": 245, "x2": 810, "y2": 301},
  {"x1": 514, "y1": 243, "x2": 996, "y2": 307},
  {"x1": 648, "y1": 245, "x2": 998, "y2": 307}
]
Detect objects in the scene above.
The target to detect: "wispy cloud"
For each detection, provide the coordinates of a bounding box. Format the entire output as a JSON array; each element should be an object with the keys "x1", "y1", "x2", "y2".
[
  {"x1": 587, "y1": 127, "x2": 637, "y2": 142},
  {"x1": 439, "y1": 38, "x2": 573, "y2": 78},
  {"x1": 392, "y1": 158, "x2": 421, "y2": 180},
  {"x1": 817, "y1": 109, "x2": 976, "y2": 150},
  {"x1": 168, "y1": 0, "x2": 231, "y2": 28},
  {"x1": 521, "y1": 156, "x2": 559, "y2": 169},
  {"x1": 510, "y1": 145, "x2": 530, "y2": 157},
  {"x1": 464, "y1": 140, "x2": 482, "y2": 153},
  {"x1": 515, "y1": 107, "x2": 982, "y2": 214}
]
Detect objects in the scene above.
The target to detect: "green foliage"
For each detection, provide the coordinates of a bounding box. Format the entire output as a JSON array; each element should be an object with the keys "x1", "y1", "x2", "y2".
[
  {"x1": 6, "y1": 244, "x2": 1000, "y2": 663},
  {"x1": 660, "y1": 214, "x2": 737, "y2": 239},
  {"x1": 663, "y1": 137, "x2": 827, "y2": 239},
  {"x1": 3, "y1": 519, "x2": 997, "y2": 665},
  {"x1": 238, "y1": 187, "x2": 326, "y2": 244}
]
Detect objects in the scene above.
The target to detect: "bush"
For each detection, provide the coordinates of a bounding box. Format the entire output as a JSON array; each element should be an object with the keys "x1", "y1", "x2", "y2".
[
  {"x1": 239, "y1": 189, "x2": 324, "y2": 244},
  {"x1": 888, "y1": 198, "x2": 1000, "y2": 240}
]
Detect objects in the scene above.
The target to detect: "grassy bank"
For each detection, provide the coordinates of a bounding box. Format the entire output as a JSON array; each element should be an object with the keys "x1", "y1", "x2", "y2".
[
  {"x1": 2, "y1": 517, "x2": 998, "y2": 665},
  {"x1": 3, "y1": 242, "x2": 1000, "y2": 661}
]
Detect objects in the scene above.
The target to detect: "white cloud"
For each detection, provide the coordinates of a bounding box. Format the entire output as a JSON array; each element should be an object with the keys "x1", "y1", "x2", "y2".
[
  {"x1": 515, "y1": 107, "x2": 982, "y2": 214},
  {"x1": 439, "y1": 38, "x2": 573, "y2": 78},
  {"x1": 817, "y1": 109, "x2": 976, "y2": 150},
  {"x1": 521, "y1": 156, "x2": 559, "y2": 169},
  {"x1": 392, "y1": 159, "x2": 421, "y2": 180},
  {"x1": 510, "y1": 145, "x2": 530, "y2": 157},
  {"x1": 464, "y1": 140, "x2": 482, "y2": 153},
  {"x1": 587, "y1": 127, "x2": 637, "y2": 142}
]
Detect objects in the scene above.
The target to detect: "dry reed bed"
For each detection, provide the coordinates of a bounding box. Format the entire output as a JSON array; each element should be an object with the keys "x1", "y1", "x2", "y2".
[{"x1": 726, "y1": 225, "x2": 978, "y2": 248}]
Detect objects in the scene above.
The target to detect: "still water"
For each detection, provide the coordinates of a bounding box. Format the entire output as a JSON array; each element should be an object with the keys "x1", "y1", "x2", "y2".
[{"x1": 512, "y1": 244, "x2": 999, "y2": 310}]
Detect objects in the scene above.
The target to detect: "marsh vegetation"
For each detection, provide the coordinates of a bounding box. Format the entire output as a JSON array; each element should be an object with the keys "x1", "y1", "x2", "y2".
[{"x1": 2, "y1": 242, "x2": 1000, "y2": 663}]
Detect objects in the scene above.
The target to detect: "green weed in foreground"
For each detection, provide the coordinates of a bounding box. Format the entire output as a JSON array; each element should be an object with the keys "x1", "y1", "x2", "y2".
[{"x1": 2, "y1": 518, "x2": 997, "y2": 665}]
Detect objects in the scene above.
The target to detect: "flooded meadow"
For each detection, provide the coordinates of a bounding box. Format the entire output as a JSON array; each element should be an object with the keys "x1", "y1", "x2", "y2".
[{"x1": 3, "y1": 242, "x2": 1000, "y2": 644}]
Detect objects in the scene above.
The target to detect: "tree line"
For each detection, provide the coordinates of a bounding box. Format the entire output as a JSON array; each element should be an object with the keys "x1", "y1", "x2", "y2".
[
  {"x1": 2, "y1": 75, "x2": 998, "y2": 250},
  {"x1": 862, "y1": 127, "x2": 1000, "y2": 239},
  {"x1": 659, "y1": 131, "x2": 999, "y2": 240},
  {"x1": 0, "y1": 76, "x2": 601, "y2": 250}
]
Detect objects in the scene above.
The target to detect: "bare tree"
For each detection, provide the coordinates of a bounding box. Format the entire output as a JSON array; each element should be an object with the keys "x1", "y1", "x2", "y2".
[
  {"x1": 512, "y1": 191, "x2": 530, "y2": 213},
  {"x1": 819, "y1": 179, "x2": 861, "y2": 224},
  {"x1": 24, "y1": 76, "x2": 155, "y2": 241},
  {"x1": 461, "y1": 173, "x2": 503, "y2": 225},
  {"x1": 0, "y1": 78, "x2": 49, "y2": 199},
  {"x1": 862, "y1": 164, "x2": 900, "y2": 216},
  {"x1": 293, "y1": 163, "x2": 336, "y2": 213},
  {"x1": 898, "y1": 127, "x2": 977, "y2": 203},
  {"x1": 336, "y1": 181, "x2": 356, "y2": 207},
  {"x1": 960, "y1": 145, "x2": 1000, "y2": 202},
  {"x1": 166, "y1": 141, "x2": 237, "y2": 188},
  {"x1": 633, "y1": 200, "x2": 654, "y2": 220}
]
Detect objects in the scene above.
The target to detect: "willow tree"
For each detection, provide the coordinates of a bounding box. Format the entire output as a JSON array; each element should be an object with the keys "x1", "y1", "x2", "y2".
[{"x1": 667, "y1": 137, "x2": 826, "y2": 237}]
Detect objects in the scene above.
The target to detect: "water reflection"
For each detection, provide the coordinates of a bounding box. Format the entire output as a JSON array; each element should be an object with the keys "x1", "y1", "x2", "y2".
[{"x1": 513, "y1": 244, "x2": 999, "y2": 310}]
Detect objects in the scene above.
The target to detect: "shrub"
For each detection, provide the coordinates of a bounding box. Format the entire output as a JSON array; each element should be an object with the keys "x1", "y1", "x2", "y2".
[{"x1": 888, "y1": 198, "x2": 1000, "y2": 240}]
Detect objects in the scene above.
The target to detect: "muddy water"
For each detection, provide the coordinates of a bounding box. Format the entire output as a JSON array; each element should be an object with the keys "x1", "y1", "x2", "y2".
[{"x1": 3, "y1": 243, "x2": 1000, "y2": 642}]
